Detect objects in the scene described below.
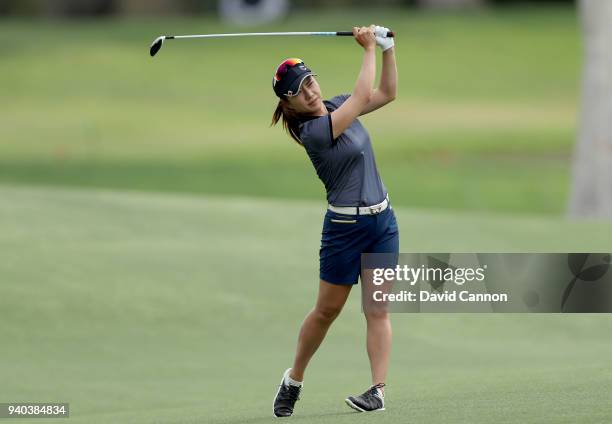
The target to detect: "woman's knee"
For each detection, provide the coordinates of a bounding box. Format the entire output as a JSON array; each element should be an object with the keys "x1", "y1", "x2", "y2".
[
  {"x1": 313, "y1": 304, "x2": 343, "y2": 323},
  {"x1": 313, "y1": 280, "x2": 351, "y2": 323},
  {"x1": 365, "y1": 309, "x2": 389, "y2": 322}
]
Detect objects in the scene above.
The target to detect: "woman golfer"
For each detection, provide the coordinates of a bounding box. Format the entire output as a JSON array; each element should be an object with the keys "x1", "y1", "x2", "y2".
[{"x1": 271, "y1": 25, "x2": 398, "y2": 417}]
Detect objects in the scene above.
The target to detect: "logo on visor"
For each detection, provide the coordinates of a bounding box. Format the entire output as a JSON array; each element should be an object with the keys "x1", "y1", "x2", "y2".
[{"x1": 274, "y1": 58, "x2": 304, "y2": 81}]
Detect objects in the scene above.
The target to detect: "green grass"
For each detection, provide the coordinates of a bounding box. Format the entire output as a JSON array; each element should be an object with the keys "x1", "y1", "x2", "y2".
[
  {"x1": 0, "y1": 6, "x2": 582, "y2": 214},
  {"x1": 1, "y1": 184, "x2": 611, "y2": 423}
]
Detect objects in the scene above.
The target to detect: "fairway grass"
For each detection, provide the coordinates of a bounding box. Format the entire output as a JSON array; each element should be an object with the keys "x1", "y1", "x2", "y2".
[{"x1": 1, "y1": 184, "x2": 611, "y2": 424}]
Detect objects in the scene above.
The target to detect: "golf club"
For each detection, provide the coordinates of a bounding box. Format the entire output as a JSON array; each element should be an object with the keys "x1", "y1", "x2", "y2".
[{"x1": 149, "y1": 30, "x2": 395, "y2": 57}]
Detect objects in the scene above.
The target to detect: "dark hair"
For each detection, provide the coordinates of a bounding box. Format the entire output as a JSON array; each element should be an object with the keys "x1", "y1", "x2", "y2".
[{"x1": 271, "y1": 98, "x2": 303, "y2": 145}]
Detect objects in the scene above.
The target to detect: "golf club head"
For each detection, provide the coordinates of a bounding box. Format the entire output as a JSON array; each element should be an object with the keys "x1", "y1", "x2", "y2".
[{"x1": 150, "y1": 36, "x2": 165, "y2": 57}]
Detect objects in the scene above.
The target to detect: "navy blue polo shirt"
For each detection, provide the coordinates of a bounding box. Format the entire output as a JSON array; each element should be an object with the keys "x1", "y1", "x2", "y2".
[{"x1": 299, "y1": 94, "x2": 388, "y2": 207}]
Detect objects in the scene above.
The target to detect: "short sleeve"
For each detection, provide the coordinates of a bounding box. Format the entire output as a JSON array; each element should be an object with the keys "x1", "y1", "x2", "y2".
[
  {"x1": 329, "y1": 93, "x2": 351, "y2": 106},
  {"x1": 299, "y1": 114, "x2": 333, "y2": 151}
]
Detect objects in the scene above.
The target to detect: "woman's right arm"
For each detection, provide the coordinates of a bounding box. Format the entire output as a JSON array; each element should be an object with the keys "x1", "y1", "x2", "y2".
[{"x1": 330, "y1": 26, "x2": 376, "y2": 140}]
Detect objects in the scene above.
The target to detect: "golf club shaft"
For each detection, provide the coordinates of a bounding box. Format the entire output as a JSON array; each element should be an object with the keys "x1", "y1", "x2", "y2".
[
  {"x1": 164, "y1": 30, "x2": 394, "y2": 39},
  {"x1": 149, "y1": 30, "x2": 395, "y2": 56}
]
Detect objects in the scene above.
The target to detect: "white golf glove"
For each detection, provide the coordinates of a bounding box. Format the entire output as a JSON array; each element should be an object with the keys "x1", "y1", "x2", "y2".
[{"x1": 374, "y1": 25, "x2": 394, "y2": 52}]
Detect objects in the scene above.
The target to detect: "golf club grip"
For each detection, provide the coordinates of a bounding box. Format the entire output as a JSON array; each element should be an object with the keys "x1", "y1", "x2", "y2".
[{"x1": 336, "y1": 31, "x2": 395, "y2": 37}]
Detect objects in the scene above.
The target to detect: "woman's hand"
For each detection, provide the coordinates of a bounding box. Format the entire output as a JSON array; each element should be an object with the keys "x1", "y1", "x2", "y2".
[
  {"x1": 352, "y1": 25, "x2": 376, "y2": 51},
  {"x1": 374, "y1": 25, "x2": 394, "y2": 52}
]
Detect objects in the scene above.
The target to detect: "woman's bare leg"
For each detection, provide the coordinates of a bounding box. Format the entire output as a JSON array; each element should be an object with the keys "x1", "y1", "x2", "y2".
[
  {"x1": 365, "y1": 310, "x2": 391, "y2": 391},
  {"x1": 289, "y1": 280, "x2": 352, "y2": 381}
]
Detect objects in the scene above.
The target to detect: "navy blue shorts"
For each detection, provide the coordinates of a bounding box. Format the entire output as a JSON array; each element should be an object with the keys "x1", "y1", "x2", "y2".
[{"x1": 319, "y1": 205, "x2": 399, "y2": 285}]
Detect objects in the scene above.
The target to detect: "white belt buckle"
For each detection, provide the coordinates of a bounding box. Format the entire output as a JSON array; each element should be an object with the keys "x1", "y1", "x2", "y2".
[{"x1": 369, "y1": 204, "x2": 382, "y2": 214}]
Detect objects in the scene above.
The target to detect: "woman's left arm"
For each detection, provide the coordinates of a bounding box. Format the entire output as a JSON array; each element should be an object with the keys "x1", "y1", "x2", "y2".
[{"x1": 361, "y1": 45, "x2": 397, "y2": 116}]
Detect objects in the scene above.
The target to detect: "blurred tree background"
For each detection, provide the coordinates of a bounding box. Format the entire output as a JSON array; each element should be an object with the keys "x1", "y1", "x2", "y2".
[
  {"x1": 0, "y1": 0, "x2": 574, "y2": 17},
  {"x1": 3, "y1": 0, "x2": 607, "y2": 218}
]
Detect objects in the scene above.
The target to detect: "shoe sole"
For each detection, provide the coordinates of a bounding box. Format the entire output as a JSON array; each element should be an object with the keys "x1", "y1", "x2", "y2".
[
  {"x1": 273, "y1": 368, "x2": 293, "y2": 418},
  {"x1": 345, "y1": 398, "x2": 385, "y2": 413}
]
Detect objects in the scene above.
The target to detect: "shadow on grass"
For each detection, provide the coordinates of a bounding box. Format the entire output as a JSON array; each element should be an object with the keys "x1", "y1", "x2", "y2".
[{"x1": 210, "y1": 410, "x2": 357, "y2": 424}]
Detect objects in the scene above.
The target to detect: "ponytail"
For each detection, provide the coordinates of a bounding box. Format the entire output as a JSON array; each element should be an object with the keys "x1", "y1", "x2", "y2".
[{"x1": 271, "y1": 99, "x2": 303, "y2": 145}]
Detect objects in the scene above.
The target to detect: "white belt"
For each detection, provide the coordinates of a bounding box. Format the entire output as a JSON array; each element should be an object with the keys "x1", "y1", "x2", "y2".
[{"x1": 328, "y1": 196, "x2": 389, "y2": 216}]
